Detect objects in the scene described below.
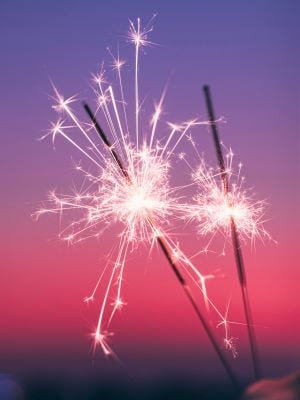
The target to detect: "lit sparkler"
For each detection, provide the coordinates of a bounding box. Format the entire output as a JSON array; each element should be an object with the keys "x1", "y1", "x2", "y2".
[
  {"x1": 36, "y1": 19, "x2": 240, "y2": 387},
  {"x1": 179, "y1": 134, "x2": 270, "y2": 378},
  {"x1": 202, "y1": 85, "x2": 260, "y2": 379},
  {"x1": 196, "y1": 85, "x2": 269, "y2": 379},
  {"x1": 179, "y1": 86, "x2": 271, "y2": 380}
]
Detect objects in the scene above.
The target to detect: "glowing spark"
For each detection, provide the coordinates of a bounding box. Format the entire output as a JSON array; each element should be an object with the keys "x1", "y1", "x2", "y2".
[
  {"x1": 128, "y1": 17, "x2": 154, "y2": 49},
  {"x1": 224, "y1": 337, "x2": 238, "y2": 359},
  {"x1": 217, "y1": 298, "x2": 238, "y2": 358}
]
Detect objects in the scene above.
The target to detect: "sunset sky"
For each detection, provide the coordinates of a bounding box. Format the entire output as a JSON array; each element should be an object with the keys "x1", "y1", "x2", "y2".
[{"x1": 1, "y1": 0, "x2": 298, "y2": 395}]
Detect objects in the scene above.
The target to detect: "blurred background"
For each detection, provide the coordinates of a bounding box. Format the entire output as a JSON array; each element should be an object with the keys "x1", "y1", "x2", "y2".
[{"x1": 1, "y1": 0, "x2": 298, "y2": 399}]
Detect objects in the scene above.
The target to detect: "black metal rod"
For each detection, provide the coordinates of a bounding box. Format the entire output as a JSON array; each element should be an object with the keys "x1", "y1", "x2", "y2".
[
  {"x1": 83, "y1": 103, "x2": 130, "y2": 180},
  {"x1": 83, "y1": 102, "x2": 240, "y2": 390},
  {"x1": 203, "y1": 85, "x2": 261, "y2": 380},
  {"x1": 156, "y1": 234, "x2": 240, "y2": 390}
]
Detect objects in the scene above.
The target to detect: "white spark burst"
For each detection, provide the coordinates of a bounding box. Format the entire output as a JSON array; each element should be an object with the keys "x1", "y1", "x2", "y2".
[{"x1": 183, "y1": 140, "x2": 271, "y2": 252}]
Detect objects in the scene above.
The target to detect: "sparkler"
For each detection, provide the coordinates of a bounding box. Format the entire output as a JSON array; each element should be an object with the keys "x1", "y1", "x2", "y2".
[
  {"x1": 202, "y1": 85, "x2": 262, "y2": 379},
  {"x1": 36, "y1": 18, "x2": 242, "y2": 388}
]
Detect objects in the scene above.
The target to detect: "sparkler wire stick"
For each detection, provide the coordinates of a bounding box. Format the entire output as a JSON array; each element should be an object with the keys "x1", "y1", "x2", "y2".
[
  {"x1": 84, "y1": 103, "x2": 130, "y2": 180},
  {"x1": 83, "y1": 102, "x2": 240, "y2": 390},
  {"x1": 203, "y1": 85, "x2": 261, "y2": 380}
]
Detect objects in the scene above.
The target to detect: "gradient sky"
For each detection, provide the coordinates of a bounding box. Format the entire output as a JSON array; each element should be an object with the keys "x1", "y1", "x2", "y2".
[{"x1": 1, "y1": 0, "x2": 299, "y2": 388}]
